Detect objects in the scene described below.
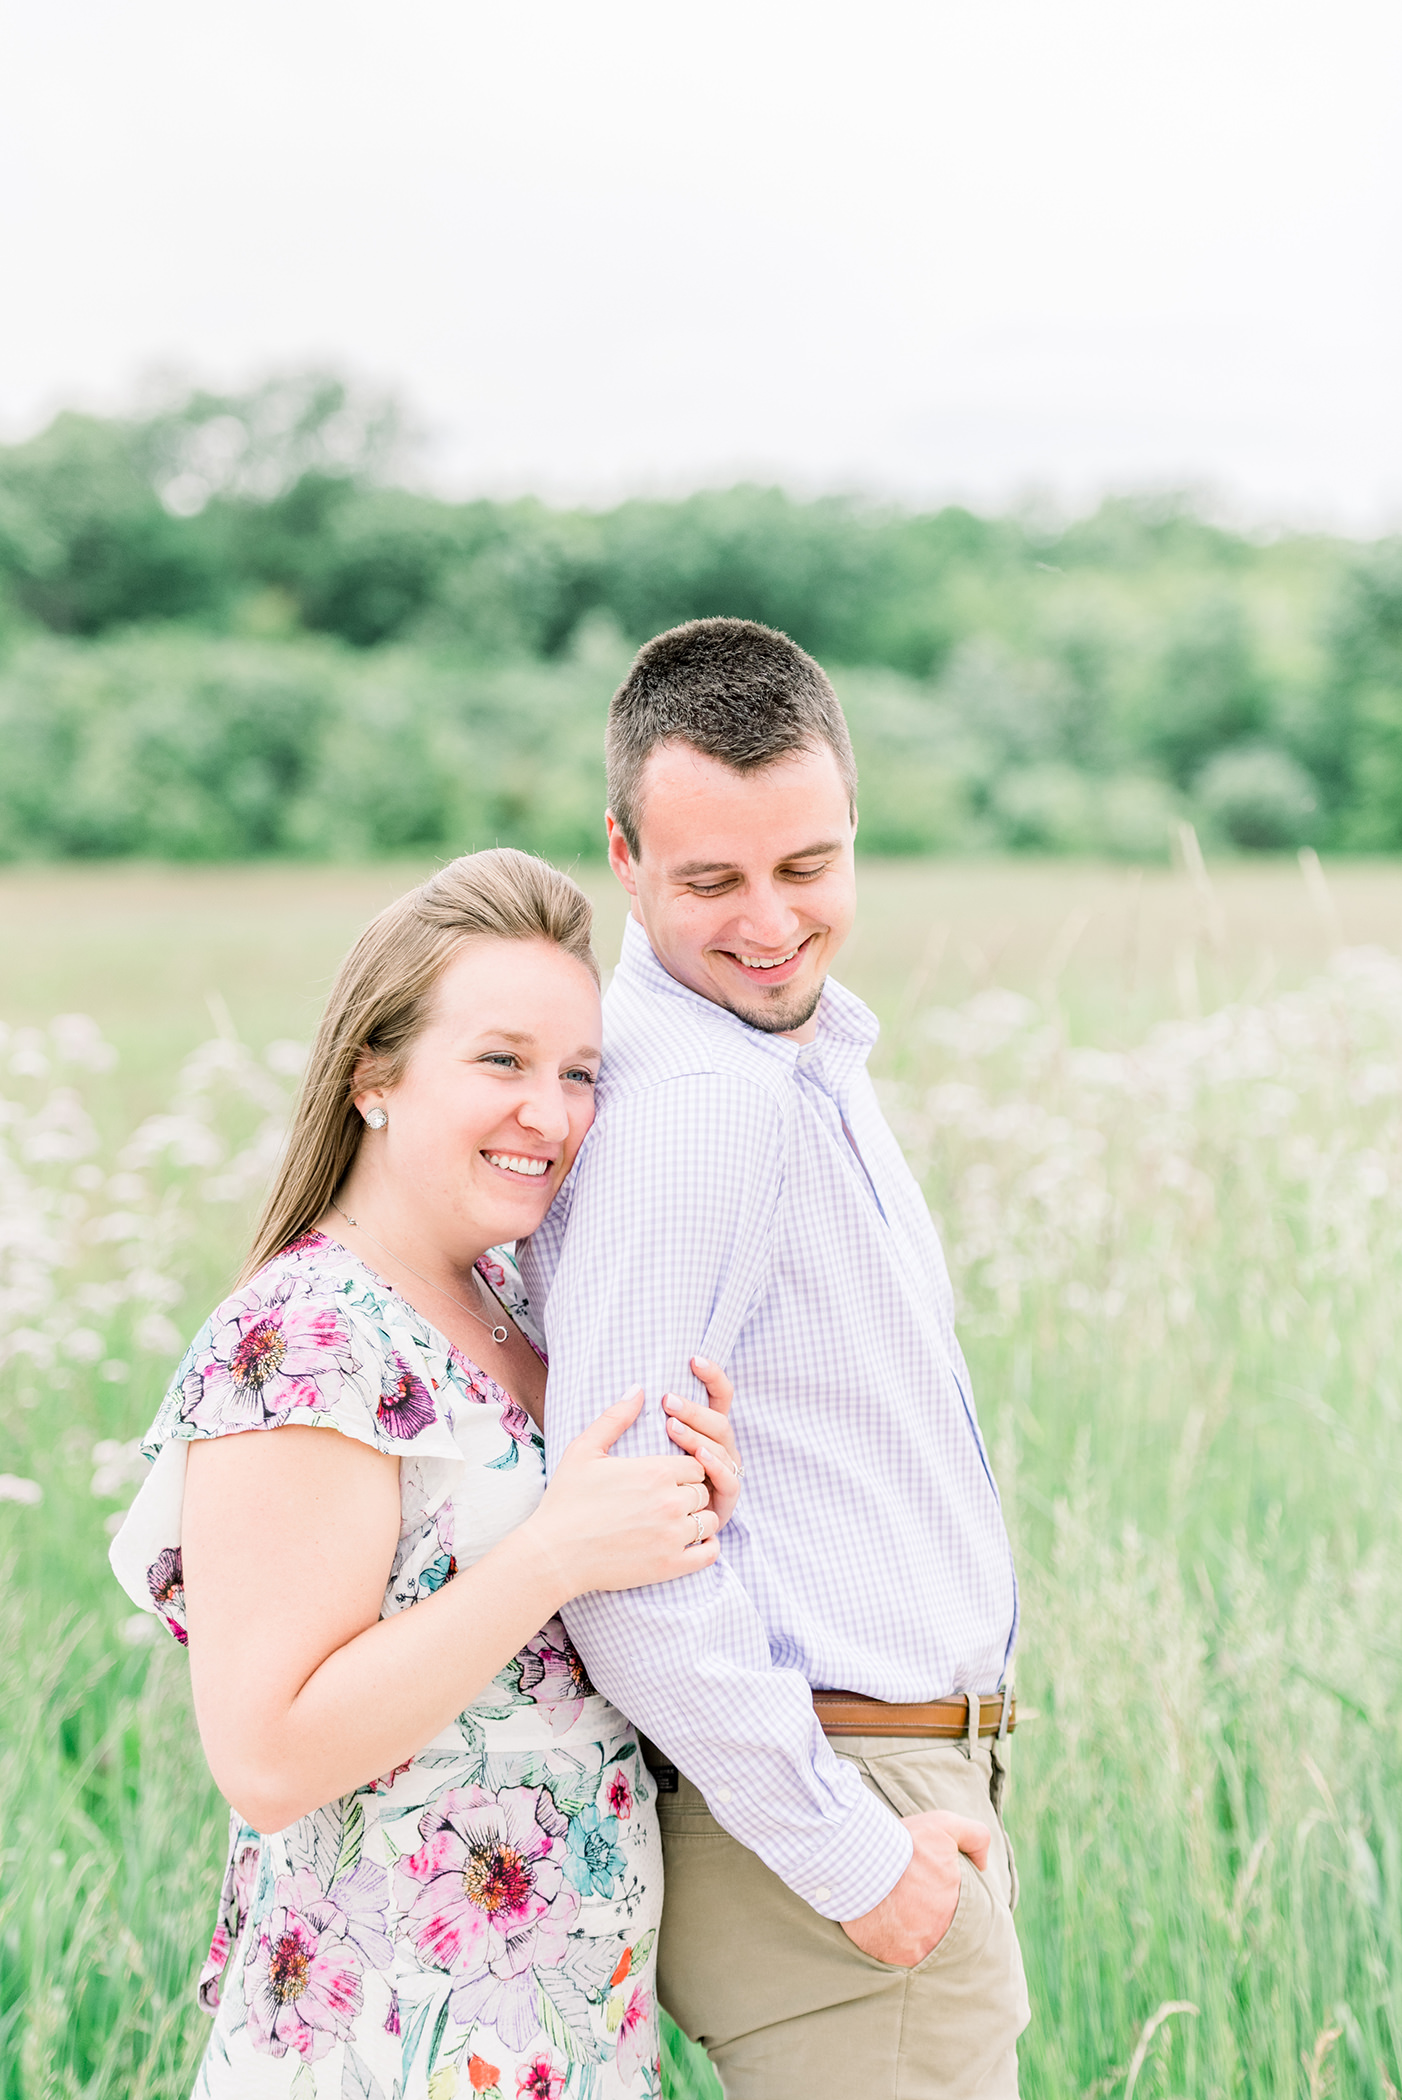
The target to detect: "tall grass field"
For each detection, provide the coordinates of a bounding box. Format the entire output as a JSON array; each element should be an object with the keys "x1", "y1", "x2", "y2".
[{"x1": 2, "y1": 854, "x2": 1400, "y2": 2099}]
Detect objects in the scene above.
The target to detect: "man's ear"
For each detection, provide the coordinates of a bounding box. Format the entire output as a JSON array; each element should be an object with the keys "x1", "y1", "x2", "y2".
[{"x1": 605, "y1": 811, "x2": 640, "y2": 898}]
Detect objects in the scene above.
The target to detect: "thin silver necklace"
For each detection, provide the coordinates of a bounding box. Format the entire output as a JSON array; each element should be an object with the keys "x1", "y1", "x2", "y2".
[{"x1": 330, "y1": 1199, "x2": 511, "y2": 1344}]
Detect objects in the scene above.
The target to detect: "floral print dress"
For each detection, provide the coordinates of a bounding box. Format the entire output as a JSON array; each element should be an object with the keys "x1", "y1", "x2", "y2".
[{"x1": 111, "y1": 1233, "x2": 663, "y2": 2100}]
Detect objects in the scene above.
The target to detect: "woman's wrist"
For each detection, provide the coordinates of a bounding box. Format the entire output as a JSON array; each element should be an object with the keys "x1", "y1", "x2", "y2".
[{"x1": 504, "y1": 1507, "x2": 578, "y2": 1617}]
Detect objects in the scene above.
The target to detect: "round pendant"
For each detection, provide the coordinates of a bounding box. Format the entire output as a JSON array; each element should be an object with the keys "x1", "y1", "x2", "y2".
[{"x1": 492, "y1": 1325, "x2": 509, "y2": 1343}]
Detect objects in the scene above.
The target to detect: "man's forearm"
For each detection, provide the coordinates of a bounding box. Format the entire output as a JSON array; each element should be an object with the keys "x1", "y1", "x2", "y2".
[{"x1": 562, "y1": 1580, "x2": 913, "y2": 1919}]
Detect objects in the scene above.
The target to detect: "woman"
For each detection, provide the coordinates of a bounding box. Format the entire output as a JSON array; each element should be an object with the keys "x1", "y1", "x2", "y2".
[{"x1": 112, "y1": 849, "x2": 741, "y2": 2100}]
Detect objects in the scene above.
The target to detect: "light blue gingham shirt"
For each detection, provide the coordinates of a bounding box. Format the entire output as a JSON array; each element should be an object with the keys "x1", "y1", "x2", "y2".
[{"x1": 520, "y1": 917, "x2": 1018, "y2": 1921}]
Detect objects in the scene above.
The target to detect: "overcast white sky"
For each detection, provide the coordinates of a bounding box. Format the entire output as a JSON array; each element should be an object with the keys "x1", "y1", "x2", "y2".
[{"x1": 1, "y1": 0, "x2": 1399, "y2": 525}]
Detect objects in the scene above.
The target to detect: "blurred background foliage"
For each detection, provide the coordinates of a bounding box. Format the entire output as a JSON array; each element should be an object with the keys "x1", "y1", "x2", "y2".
[{"x1": 2, "y1": 371, "x2": 1400, "y2": 863}]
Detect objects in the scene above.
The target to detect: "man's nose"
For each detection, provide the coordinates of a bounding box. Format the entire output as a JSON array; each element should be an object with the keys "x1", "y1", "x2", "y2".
[{"x1": 732, "y1": 886, "x2": 802, "y2": 950}]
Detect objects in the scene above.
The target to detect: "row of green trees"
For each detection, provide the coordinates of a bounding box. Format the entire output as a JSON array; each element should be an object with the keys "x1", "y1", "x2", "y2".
[{"x1": 3, "y1": 373, "x2": 1401, "y2": 859}]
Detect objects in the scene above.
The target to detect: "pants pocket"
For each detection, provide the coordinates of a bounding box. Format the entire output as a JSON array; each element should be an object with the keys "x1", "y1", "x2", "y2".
[
  {"x1": 858, "y1": 1849, "x2": 988, "y2": 1977},
  {"x1": 841, "y1": 1743, "x2": 1018, "y2": 1917}
]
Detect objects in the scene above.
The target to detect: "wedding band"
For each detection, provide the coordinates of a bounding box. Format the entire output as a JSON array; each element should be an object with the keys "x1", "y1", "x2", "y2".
[
  {"x1": 691, "y1": 1511, "x2": 706, "y2": 1546},
  {"x1": 726, "y1": 1457, "x2": 743, "y2": 1479},
  {"x1": 689, "y1": 1481, "x2": 708, "y2": 1514}
]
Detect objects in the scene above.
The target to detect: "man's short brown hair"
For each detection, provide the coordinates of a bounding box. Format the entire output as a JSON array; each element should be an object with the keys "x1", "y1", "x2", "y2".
[{"x1": 606, "y1": 617, "x2": 859, "y2": 855}]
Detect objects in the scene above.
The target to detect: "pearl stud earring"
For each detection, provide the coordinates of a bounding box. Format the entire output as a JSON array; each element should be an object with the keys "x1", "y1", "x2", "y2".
[{"x1": 365, "y1": 1107, "x2": 388, "y2": 1129}]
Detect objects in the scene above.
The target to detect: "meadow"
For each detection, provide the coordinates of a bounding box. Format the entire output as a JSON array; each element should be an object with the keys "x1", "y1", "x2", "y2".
[{"x1": 2, "y1": 851, "x2": 1401, "y2": 2099}]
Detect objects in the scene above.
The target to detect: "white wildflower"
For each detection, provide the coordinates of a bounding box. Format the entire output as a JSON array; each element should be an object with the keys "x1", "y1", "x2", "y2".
[
  {"x1": 50, "y1": 1014, "x2": 118, "y2": 1072},
  {"x1": 91, "y1": 1439, "x2": 148, "y2": 1498},
  {"x1": 133, "y1": 1311, "x2": 182, "y2": 1355},
  {"x1": 264, "y1": 1038, "x2": 308, "y2": 1077}
]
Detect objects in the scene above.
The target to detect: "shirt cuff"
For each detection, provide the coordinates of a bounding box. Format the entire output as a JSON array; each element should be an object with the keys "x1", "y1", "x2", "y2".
[{"x1": 781, "y1": 1773, "x2": 915, "y2": 1921}]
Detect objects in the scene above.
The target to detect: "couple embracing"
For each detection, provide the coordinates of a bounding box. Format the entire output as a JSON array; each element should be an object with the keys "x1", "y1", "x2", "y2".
[{"x1": 113, "y1": 618, "x2": 1029, "y2": 2100}]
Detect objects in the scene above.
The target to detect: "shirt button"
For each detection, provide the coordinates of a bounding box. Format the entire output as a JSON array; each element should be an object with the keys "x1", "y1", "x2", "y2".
[
  {"x1": 715, "y1": 1786, "x2": 733, "y2": 1804},
  {"x1": 814, "y1": 1885, "x2": 831, "y2": 1904}
]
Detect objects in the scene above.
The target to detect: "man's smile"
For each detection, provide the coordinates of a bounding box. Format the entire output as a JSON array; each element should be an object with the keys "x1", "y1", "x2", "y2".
[{"x1": 714, "y1": 935, "x2": 818, "y2": 985}]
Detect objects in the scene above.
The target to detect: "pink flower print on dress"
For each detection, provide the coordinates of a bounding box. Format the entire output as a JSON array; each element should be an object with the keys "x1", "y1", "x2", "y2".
[
  {"x1": 181, "y1": 1277, "x2": 358, "y2": 1434},
  {"x1": 376, "y1": 1353, "x2": 437, "y2": 1439},
  {"x1": 449, "y1": 1346, "x2": 501, "y2": 1408},
  {"x1": 146, "y1": 1545, "x2": 188, "y2": 1644},
  {"x1": 322, "y1": 1859, "x2": 395, "y2": 1972},
  {"x1": 446, "y1": 1344, "x2": 534, "y2": 1450},
  {"x1": 605, "y1": 1766, "x2": 634, "y2": 1821},
  {"x1": 362, "y1": 1759, "x2": 414, "y2": 1795},
  {"x1": 516, "y1": 2055, "x2": 567, "y2": 2100},
  {"x1": 447, "y1": 1346, "x2": 534, "y2": 1440},
  {"x1": 498, "y1": 1395, "x2": 534, "y2": 1446},
  {"x1": 613, "y1": 1986, "x2": 654, "y2": 2086},
  {"x1": 198, "y1": 1837, "x2": 261, "y2": 2012},
  {"x1": 244, "y1": 1881, "x2": 363, "y2": 2062},
  {"x1": 395, "y1": 1784, "x2": 578, "y2": 2051},
  {"x1": 516, "y1": 2057, "x2": 566, "y2": 2100},
  {"x1": 516, "y1": 1620, "x2": 596, "y2": 1733}
]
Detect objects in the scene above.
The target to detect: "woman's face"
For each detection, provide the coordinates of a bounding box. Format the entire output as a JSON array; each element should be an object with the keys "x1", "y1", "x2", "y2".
[{"x1": 356, "y1": 936, "x2": 602, "y2": 1255}]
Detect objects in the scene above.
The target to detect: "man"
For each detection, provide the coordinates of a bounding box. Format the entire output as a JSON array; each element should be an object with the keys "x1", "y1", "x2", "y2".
[{"x1": 520, "y1": 618, "x2": 1028, "y2": 2098}]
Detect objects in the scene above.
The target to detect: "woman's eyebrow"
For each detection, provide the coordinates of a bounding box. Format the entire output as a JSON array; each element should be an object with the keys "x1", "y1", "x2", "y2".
[{"x1": 466, "y1": 1028, "x2": 602, "y2": 1060}]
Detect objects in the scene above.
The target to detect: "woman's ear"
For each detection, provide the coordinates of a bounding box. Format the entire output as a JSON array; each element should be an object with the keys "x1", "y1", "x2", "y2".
[{"x1": 350, "y1": 1048, "x2": 392, "y2": 1123}]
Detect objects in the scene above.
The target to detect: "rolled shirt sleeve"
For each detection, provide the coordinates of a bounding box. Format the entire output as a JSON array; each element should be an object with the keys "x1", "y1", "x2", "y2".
[{"x1": 524, "y1": 1071, "x2": 914, "y2": 1921}]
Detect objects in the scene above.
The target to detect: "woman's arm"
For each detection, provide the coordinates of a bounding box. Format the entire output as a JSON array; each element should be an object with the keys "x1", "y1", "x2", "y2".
[{"x1": 183, "y1": 1387, "x2": 724, "y2": 1834}]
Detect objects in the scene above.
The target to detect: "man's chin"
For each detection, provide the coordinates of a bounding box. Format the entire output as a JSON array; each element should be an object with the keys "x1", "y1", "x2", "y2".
[{"x1": 715, "y1": 977, "x2": 825, "y2": 1036}]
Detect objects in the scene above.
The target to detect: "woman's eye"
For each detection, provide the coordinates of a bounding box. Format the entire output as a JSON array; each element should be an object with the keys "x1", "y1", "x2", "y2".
[
  {"x1": 481, "y1": 1053, "x2": 519, "y2": 1070},
  {"x1": 564, "y1": 1068, "x2": 597, "y2": 1088}
]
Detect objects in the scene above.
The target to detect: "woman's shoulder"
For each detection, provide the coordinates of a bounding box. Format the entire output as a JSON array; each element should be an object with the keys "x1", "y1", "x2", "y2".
[{"x1": 143, "y1": 1231, "x2": 455, "y2": 1457}]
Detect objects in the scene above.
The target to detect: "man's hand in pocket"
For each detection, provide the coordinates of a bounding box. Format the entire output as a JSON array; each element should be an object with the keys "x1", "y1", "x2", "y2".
[{"x1": 840, "y1": 1812, "x2": 991, "y2": 1968}]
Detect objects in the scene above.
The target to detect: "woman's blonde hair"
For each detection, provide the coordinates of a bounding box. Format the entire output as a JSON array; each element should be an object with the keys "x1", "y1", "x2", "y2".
[{"x1": 240, "y1": 848, "x2": 598, "y2": 1285}]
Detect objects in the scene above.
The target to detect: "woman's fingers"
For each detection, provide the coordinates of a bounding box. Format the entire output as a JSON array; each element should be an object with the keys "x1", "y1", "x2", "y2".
[
  {"x1": 571, "y1": 1384, "x2": 645, "y2": 1458},
  {"x1": 664, "y1": 1385, "x2": 743, "y2": 1531},
  {"x1": 681, "y1": 1504, "x2": 721, "y2": 1549},
  {"x1": 688, "y1": 1433, "x2": 741, "y2": 1493},
  {"x1": 665, "y1": 1393, "x2": 742, "y2": 1483},
  {"x1": 667, "y1": 1411, "x2": 739, "y2": 1468},
  {"x1": 689, "y1": 1356, "x2": 734, "y2": 1416}
]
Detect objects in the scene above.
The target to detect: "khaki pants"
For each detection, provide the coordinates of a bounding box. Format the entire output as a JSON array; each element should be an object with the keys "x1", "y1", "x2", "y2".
[{"x1": 656, "y1": 1737, "x2": 1031, "y2": 2100}]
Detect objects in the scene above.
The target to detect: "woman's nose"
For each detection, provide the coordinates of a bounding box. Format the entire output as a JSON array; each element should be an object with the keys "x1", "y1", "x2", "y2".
[{"x1": 519, "y1": 1082, "x2": 571, "y2": 1141}]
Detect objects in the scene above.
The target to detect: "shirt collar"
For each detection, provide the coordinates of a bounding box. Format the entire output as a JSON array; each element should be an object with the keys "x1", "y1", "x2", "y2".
[{"x1": 613, "y1": 913, "x2": 879, "y2": 1086}]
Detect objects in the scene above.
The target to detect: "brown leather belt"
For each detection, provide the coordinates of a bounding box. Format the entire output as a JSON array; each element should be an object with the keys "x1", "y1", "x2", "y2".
[{"x1": 813, "y1": 1689, "x2": 1016, "y2": 1739}]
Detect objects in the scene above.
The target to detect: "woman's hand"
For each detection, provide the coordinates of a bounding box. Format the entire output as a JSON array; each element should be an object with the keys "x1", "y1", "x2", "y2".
[
  {"x1": 527, "y1": 1384, "x2": 720, "y2": 1597},
  {"x1": 664, "y1": 1357, "x2": 742, "y2": 1530}
]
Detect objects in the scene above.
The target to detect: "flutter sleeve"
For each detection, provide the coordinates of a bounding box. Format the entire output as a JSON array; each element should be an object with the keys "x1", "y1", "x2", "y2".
[{"x1": 110, "y1": 1247, "x2": 463, "y2": 1643}]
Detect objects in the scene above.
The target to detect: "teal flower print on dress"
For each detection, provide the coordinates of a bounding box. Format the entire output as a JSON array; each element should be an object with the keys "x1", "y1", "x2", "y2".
[{"x1": 563, "y1": 1806, "x2": 628, "y2": 1899}]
